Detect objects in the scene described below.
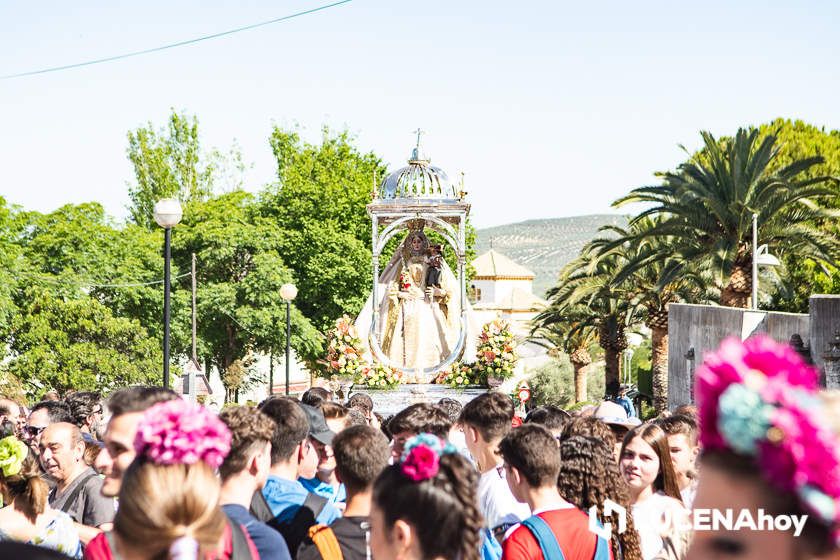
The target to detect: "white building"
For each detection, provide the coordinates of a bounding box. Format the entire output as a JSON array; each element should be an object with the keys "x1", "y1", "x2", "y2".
[{"x1": 470, "y1": 249, "x2": 551, "y2": 375}]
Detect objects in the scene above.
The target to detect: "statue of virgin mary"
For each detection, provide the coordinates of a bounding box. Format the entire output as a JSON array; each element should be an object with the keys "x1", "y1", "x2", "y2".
[{"x1": 356, "y1": 227, "x2": 475, "y2": 379}]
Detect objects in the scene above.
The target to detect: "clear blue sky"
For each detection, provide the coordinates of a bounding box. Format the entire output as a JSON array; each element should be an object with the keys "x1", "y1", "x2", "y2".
[{"x1": 1, "y1": 1, "x2": 838, "y2": 228}]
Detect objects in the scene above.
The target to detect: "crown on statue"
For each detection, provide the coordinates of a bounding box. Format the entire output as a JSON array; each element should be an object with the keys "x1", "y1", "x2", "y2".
[{"x1": 407, "y1": 218, "x2": 426, "y2": 232}]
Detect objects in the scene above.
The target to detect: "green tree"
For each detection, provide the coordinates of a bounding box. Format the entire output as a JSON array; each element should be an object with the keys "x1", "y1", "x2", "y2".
[
  {"x1": 126, "y1": 111, "x2": 216, "y2": 228},
  {"x1": 531, "y1": 310, "x2": 597, "y2": 403},
  {"x1": 616, "y1": 128, "x2": 840, "y2": 308},
  {"x1": 173, "y1": 191, "x2": 322, "y2": 398},
  {"x1": 5, "y1": 290, "x2": 162, "y2": 397},
  {"x1": 535, "y1": 248, "x2": 643, "y2": 387},
  {"x1": 260, "y1": 127, "x2": 380, "y2": 331},
  {"x1": 589, "y1": 217, "x2": 713, "y2": 413},
  {"x1": 262, "y1": 127, "x2": 385, "y2": 245},
  {"x1": 527, "y1": 355, "x2": 605, "y2": 410}
]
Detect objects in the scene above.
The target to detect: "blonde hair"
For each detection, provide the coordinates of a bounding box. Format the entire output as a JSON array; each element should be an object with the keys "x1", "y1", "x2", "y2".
[{"x1": 115, "y1": 460, "x2": 227, "y2": 558}]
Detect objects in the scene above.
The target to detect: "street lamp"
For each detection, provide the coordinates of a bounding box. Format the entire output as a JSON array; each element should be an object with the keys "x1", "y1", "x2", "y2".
[
  {"x1": 153, "y1": 198, "x2": 183, "y2": 389},
  {"x1": 751, "y1": 213, "x2": 780, "y2": 310},
  {"x1": 280, "y1": 283, "x2": 298, "y2": 395}
]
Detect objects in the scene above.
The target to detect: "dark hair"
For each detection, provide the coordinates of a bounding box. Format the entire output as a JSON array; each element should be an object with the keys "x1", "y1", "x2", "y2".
[
  {"x1": 389, "y1": 404, "x2": 451, "y2": 439},
  {"x1": 498, "y1": 424, "x2": 559, "y2": 487},
  {"x1": 219, "y1": 406, "x2": 276, "y2": 480},
  {"x1": 65, "y1": 391, "x2": 102, "y2": 427},
  {"x1": 672, "y1": 404, "x2": 697, "y2": 420},
  {"x1": 436, "y1": 398, "x2": 463, "y2": 424},
  {"x1": 333, "y1": 425, "x2": 389, "y2": 494},
  {"x1": 258, "y1": 397, "x2": 309, "y2": 464},
  {"x1": 524, "y1": 405, "x2": 570, "y2": 432},
  {"x1": 301, "y1": 387, "x2": 331, "y2": 408},
  {"x1": 346, "y1": 408, "x2": 368, "y2": 427},
  {"x1": 458, "y1": 392, "x2": 514, "y2": 442},
  {"x1": 373, "y1": 452, "x2": 482, "y2": 560},
  {"x1": 320, "y1": 402, "x2": 348, "y2": 422},
  {"x1": 620, "y1": 423, "x2": 682, "y2": 502},
  {"x1": 656, "y1": 414, "x2": 698, "y2": 447},
  {"x1": 378, "y1": 413, "x2": 393, "y2": 440},
  {"x1": 0, "y1": 440, "x2": 49, "y2": 523},
  {"x1": 700, "y1": 450, "x2": 834, "y2": 557},
  {"x1": 558, "y1": 436, "x2": 642, "y2": 560},
  {"x1": 0, "y1": 542, "x2": 73, "y2": 560},
  {"x1": 106, "y1": 387, "x2": 179, "y2": 417},
  {"x1": 558, "y1": 416, "x2": 616, "y2": 449},
  {"x1": 0, "y1": 419, "x2": 15, "y2": 439},
  {"x1": 29, "y1": 401, "x2": 73, "y2": 424},
  {"x1": 347, "y1": 393, "x2": 374, "y2": 414}
]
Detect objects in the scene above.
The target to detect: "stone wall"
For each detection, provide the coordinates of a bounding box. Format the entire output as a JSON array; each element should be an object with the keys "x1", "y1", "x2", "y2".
[
  {"x1": 809, "y1": 295, "x2": 840, "y2": 375},
  {"x1": 667, "y1": 303, "x2": 809, "y2": 408}
]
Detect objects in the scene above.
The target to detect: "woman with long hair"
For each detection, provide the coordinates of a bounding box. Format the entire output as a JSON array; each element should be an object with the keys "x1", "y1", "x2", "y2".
[
  {"x1": 620, "y1": 423, "x2": 687, "y2": 560},
  {"x1": 0, "y1": 435, "x2": 82, "y2": 558},
  {"x1": 686, "y1": 335, "x2": 840, "y2": 560},
  {"x1": 558, "y1": 435, "x2": 643, "y2": 560},
  {"x1": 371, "y1": 433, "x2": 483, "y2": 560},
  {"x1": 83, "y1": 399, "x2": 252, "y2": 560}
]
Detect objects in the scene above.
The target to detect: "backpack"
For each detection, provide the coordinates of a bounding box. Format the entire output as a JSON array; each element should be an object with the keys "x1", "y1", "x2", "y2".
[
  {"x1": 308, "y1": 524, "x2": 343, "y2": 560},
  {"x1": 481, "y1": 527, "x2": 503, "y2": 560},
  {"x1": 521, "y1": 515, "x2": 610, "y2": 560},
  {"x1": 250, "y1": 489, "x2": 328, "y2": 556}
]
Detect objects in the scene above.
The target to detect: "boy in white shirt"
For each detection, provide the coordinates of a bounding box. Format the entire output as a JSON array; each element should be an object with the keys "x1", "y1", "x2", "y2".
[
  {"x1": 459, "y1": 392, "x2": 530, "y2": 541},
  {"x1": 656, "y1": 413, "x2": 699, "y2": 509}
]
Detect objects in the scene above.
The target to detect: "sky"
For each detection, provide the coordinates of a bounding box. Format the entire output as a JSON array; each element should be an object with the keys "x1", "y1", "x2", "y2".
[{"x1": 1, "y1": 1, "x2": 839, "y2": 229}]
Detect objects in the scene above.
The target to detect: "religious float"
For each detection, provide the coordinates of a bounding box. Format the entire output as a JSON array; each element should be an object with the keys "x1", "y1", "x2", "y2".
[{"x1": 322, "y1": 133, "x2": 520, "y2": 412}]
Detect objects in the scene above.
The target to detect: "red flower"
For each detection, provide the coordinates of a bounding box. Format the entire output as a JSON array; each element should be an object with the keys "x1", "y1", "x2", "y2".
[{"x1": 401, "y1": 445, "x2": 440, "y2": 481}]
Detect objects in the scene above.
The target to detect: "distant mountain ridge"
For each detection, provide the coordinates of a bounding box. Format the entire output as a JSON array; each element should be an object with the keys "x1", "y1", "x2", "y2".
[{"x1": 475, "y1": 214, "x2": 628, "y2": 297}]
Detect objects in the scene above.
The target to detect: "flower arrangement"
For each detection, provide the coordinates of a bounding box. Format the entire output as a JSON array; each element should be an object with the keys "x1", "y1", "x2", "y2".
[
  {"x1": 399, "y1": 433, "x2": 457, "y2": 482},
  {"x1": 473, "y1": 319, "x2": 518, "y2": 381},
  {"x1": 356, "y1": 362, "x2": 405, "y2": 389},
  {"x1": 324, "y1": 315, "x2": 367, "y2": 380},
  {"x1": 435, "y1": 361, "x2": 483, "y2": 388},
  {"x1": 323, "y1": 315, "x2": 406, "y2": 390},
  {"x1": 696, "y1": 335, "x2": 840, "y2": 539},
  {"x1": 0, "y1": 436, "x2": 28, "y2": 477},
  {"x1": 134, "y1": 399, "x2": 231, "y2": 469}
]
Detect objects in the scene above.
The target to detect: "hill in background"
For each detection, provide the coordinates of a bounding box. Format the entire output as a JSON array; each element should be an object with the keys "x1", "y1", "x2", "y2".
[{"x1": 475, "y1": 214, "x2": 628, "y2": 297}]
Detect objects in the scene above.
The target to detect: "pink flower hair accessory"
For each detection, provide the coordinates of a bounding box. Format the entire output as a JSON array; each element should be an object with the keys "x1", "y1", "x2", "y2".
[
  {"x1": 134, "y1": 399, "x2": 231, "y2": 469},
  {"x1": 399, "y1": 433, "x2": 457, "y2": 482},
  {"x1": 696, "y1": 335, "x2": 840, "y2": 536}
]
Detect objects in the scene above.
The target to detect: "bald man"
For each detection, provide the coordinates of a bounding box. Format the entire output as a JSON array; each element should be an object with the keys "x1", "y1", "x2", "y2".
[{"x1": 40, "y1": 423, "x2": 114, "y2": 543}]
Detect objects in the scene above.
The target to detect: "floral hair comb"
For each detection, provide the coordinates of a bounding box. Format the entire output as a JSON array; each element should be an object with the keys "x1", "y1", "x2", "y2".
[
  {"x1": 134, "y1": 399, "x2": 231, "y2": 470},
  {"x1": 0, "y1": 436, "x2": 28, "y2": 477},
  {"x1": 696, "y1": 335, "x2": 840, "y2": 536},
  {"x1": 399, "y1": 433, "x2": 458, "y2": 482}
]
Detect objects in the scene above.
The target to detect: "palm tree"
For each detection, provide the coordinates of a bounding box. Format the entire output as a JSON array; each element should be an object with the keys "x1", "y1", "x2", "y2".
[
  {"x1": 590, "y1": 218, "x2": 714, "y2": 413},
  {"x1": 614, "y1": 128, "x2": 840, "y2": 308},
  {"x1": 530, "y1": 311, "x2": 597, "y2": 403},
  {"x1": 535, "y1": 249, "x2": 642, "y2": 388}
]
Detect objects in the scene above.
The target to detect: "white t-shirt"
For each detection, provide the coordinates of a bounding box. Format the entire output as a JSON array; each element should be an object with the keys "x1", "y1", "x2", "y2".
[
  {"x1": 680, "y1": 480, "x2": 697, "y2": 510},
  {"x1": 631, "y1": 492, "x2": 687, "y2": 560},
  {"x1": 478, "y1": 463, "x2": 531, "y2": 531}
]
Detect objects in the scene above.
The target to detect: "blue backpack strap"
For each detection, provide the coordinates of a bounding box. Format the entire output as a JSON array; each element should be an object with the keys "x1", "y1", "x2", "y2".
[
  {"x1": 593, "y1": 530, "x2": 610, "y2": 560},
  {"x1": 521, "y1": 516, "x2": 565, "y2": 560}
]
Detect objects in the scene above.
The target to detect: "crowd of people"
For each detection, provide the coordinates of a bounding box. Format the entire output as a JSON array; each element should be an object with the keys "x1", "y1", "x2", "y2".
[{"x1": 0, "y1": 334, "x2": 838, "y2": 560}]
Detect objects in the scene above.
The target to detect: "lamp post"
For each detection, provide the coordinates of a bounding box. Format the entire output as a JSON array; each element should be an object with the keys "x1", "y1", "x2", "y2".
[
  {"x1": 751, "y1": 213, "x2": 780, "y2": 310},
  {"x1": 153, "y1": 198, "x2": 183, "y2": 389},
  {"x1": 280, "y1": 283, "x2": 298, "y2": 395}
]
